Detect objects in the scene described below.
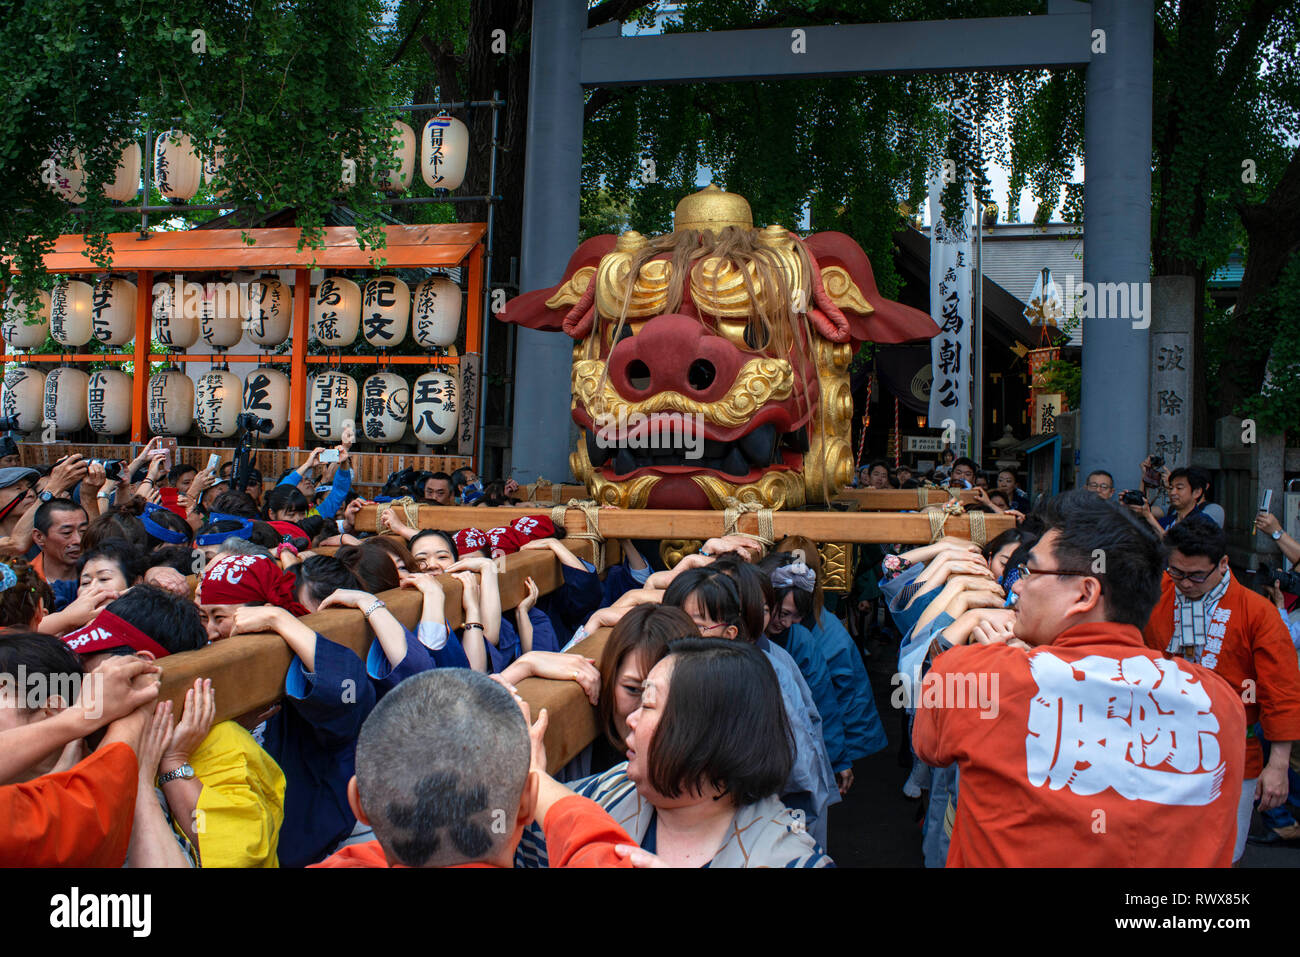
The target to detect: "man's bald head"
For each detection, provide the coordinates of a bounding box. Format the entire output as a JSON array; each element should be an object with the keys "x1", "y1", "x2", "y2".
[{"x1": 353, "y1": 669, "x2": 531, "y2": 867}]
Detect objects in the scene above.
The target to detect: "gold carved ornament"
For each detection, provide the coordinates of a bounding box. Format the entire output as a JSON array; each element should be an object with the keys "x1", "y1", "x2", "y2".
[{"x1": 572, "y1": 356, "x2": 794, "y2": 429}]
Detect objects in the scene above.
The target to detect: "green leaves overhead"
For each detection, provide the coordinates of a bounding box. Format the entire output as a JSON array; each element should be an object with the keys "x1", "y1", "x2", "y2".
[{"x1": 2, "y1": 0, "x2": 401, "y2": 307}]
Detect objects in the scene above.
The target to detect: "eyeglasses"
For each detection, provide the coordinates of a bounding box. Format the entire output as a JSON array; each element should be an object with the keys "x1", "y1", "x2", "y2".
[
  {"x1": 1014, "y1": 563, "x2": 1097, "y2": 582},
  {"x1": 1085, "y1": 483, "x2": 1113, "y2": 491},
  {"x1": 1165, "y1": 565, "x2": 1215, "y2": 584},
  {"x1": 696, "y1": 620, "x2": 731, "y2": 635}
]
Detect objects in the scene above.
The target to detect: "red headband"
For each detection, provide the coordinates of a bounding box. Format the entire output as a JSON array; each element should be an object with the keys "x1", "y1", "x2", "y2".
[
  {"x1": 201, "y1": 554, "x2": 309, "y2": 616},
  {"x1": 63, "y1": 610, "x2": 170, "y2": 659},
  {"x1": 454, "y1": 528, "x2": 488, "y2": 554}
]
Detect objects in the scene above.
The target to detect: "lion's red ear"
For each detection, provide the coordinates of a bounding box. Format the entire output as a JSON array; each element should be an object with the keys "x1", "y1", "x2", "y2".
[
  {"x1": 803, "y1": 231, "x2": 939, "y2": 344},
  {"x1": 498, "y1": 234, "x2": 618, "y2": 336}
]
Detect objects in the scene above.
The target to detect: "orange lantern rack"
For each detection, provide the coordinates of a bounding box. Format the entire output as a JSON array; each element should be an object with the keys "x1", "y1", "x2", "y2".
[{"x1": 1, "y1": 222, "x2": 487, "y2": 472}]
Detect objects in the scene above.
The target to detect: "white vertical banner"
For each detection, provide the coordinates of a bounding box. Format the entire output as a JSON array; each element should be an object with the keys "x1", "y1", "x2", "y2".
[{"x1": 927, "y1": 177, "x2": 974, "y2": 456}]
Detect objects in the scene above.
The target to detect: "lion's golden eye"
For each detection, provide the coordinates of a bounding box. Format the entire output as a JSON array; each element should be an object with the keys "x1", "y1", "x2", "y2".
[
  {"x1": 713, "y1": 317, "x2": 772, "y2": 352},
  {"x1": 604, "y1": 317, "x2": 641, "y2": 350}
]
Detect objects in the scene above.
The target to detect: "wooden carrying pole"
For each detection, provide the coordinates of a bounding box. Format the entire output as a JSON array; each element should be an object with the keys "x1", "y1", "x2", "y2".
[
  {"x1": 158, "y1": 544, "x2": 603, "y2": 772},
  {"x1": 353, "y1": 504, "x2": 1015, "y2": 545},
  {"x1": 833, "y1": 488, "x2": 980, "y2": 510}
]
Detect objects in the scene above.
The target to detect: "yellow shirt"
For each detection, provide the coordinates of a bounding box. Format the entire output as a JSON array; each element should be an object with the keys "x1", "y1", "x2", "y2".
[{"x1": 181, "y1": 720, "x2": 286, "y2": 868}]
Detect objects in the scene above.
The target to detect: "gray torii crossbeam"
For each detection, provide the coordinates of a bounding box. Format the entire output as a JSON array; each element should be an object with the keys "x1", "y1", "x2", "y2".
[{"x1": 511, "y1": 0, "x2": 1152, "y2": 494}]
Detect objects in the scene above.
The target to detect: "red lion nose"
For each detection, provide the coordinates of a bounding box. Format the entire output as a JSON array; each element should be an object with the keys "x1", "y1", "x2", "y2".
[{"x1": 608, "y1": 314, "x2": 744, "y2": 402}]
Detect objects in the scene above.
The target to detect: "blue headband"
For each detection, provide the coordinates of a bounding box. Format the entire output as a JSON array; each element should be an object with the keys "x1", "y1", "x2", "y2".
[
  {"x1": 141, "y1": 503, "x2": 189, "y2": 545},
  {"x1": 0, "y1": 562, "x2": 16, "y2": 593},
  {"x1": 196, "y1": 512, "x2": 255, "y2": 547}
]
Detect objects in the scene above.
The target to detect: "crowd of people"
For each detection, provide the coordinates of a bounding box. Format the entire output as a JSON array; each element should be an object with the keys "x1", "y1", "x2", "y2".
[{"x1": 1, "y1": 436, "x2": 1298, "y2": 868}]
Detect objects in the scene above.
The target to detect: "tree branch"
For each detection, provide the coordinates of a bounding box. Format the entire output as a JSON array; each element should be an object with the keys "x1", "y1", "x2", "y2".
[
  {"x1": 588, "y1": 1, "x2": 656, "y2": 29},
  {"x1": 584, "y1": 87, "x2": 626, "y2": 123},
  {"x1": 389, "y1": 0, "x2": 433, "y2": 65}
]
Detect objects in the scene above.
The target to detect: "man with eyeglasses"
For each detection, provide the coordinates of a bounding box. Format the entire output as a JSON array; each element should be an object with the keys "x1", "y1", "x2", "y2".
[
  {"x1": 913, "y1": 489, "x2": 1246, "y2": 866},
  {"x1": 1142, "y1": 517, "x2": 1300, "y2": 863},
  {"x1": 1083, "y1": 469, "x2": 1114, "y2": 501}
]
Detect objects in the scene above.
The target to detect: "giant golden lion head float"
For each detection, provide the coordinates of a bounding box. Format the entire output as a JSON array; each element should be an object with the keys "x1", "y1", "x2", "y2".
[{"x1": 500, "y1": 185, "x2": 939, "y2": 510}]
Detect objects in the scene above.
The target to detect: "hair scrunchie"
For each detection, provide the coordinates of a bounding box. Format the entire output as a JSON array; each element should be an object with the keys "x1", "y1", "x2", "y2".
[
  {"x1": 0, "y1": 562, "x2": 16, "y2": 593},
  {"x1": 771, "y1": 561, "x2": 815, "y2": 593}
]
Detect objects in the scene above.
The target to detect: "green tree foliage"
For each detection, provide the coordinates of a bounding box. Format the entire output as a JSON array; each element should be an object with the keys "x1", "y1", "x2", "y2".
[
  {"x1": 2, "y1": 0, "x2": 402, "y2": 315},
  {"x1": 583, "y1": 0, "x2": 1045, "y2": 303}
]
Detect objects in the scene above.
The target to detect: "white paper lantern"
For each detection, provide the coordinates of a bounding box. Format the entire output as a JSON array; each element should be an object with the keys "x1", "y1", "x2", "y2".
[
  {"x1": 2, "y1": 289, "x2": 51, "y2": 350},
  {"x1": 50, "y1": 280, "x2": 95, "y2": 347},
  {"x1": 193, "y1": 369, "x2": 242, "y2": 439},
  {"x1": 374, "y1": 120, "x2": 416, "y2": 191},
  {"x1": 1, "y1": 368, "x2": 46, "y2": 433},
  {"x1": 242, "y1": 367, "x2": 290, "y2": 439},
  {"x1": 87, "y1": 369, "x2": 133, "y2": 436},
  {"x1": 361, "y1": 373, "x2": 409, "y2": 444},
  {"x1": 44, "y1": 147, "x2": 86, "y2": 203},
  {"x1": 420, "y1": 116, "x2": 468, "y2": 190},
  {"x1": 308, "y1": 372, "x2": 358, "y2": 442},
  {"x1": 43, "y1": 367, "x2": 89, "y2": 433},
  {"x1": 104, "y1": 141, "x2": 141, "y2": 202},
  {"x1": 411, "y1": 371, "x2": 459, "y2": 445},
  {"x1": 147, "y1": 369, "x2": 195, "y2": 436},
  {"x1": 245, "y1": 276, "x2": 292, "y2": 346},
  {"x1": 154, "y1": 130, "x2": 203, "y2": 201},
  {"x1": 151, "y1": 276, "x2": 201, "y2": 349},
  {"x1": 361, "y1": 276, "x2": 410, "y2": 348},
  {"x1": 198, "y1": 281, "x2": 244, "y2": 349},
  {"x1": 411, "y1": 276, "x2": 461, "y2": 349},
  {"x1": 90, "y1": 277, "x2": 136, "y2": 346},
  {"x1": 312, "y1": 277, "x2": 361, "y2": 347}
]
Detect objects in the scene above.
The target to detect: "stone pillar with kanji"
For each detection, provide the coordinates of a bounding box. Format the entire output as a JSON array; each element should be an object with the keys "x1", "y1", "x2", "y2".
[{"x1": 1148, "y1": 276, "x2": 1195, "y2": 472}]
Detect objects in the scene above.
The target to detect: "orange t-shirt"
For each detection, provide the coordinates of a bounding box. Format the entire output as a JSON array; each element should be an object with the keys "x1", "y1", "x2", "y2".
[
  {"x1": 311, "y1": 794, "x2": 637, "y2": 868},
  {"x1": 1143, "y1": 574, "x2": 1300, "y2": 779},
  {"x1": 0, "y1": 742, "x2": 138, "y2": 867},
  {"x1": 912, "y1": 622, "x2": 1245, "y2": 867}
]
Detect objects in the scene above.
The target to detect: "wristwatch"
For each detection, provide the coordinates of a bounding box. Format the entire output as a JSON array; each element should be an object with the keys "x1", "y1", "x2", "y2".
[
  {"x1": 37, "y1": 490, "x2": 54, "y2": 504},
  {"x1": 1273, "y1": 529, "x2": 1283, "y2": 541},
  {"x1": 158, "y1": 764, "x2": 195, "y2": 785},
  {"x1": 362, "y1": 598, "x2": 386, "y2": 618}
]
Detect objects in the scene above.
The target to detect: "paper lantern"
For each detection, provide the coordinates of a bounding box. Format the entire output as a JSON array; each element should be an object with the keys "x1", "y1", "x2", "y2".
[
  {"x1": 374, "y1": 120, "x2": 416, "y2": 191},
  {"x1": 154, "y1": 130, "x2": 203, "y2": 201},
  {"x1": 193, "y1": 369, "x2": 242, "y2": 439},
  {"x1": 104, "y1": 141, "x2": 141, "y2": 202},
  {"x1": 43, "y1": 368, "x2": 89, "y2": 433},
  {"x1": 198, "y1": 283, "x2": 244, "y2": 349},
  {"x1": 148, "y1": 369, "x2": 195, "y2": 436},
  {"x1": 308, "y1": 372, "x2": 358, "y2": 442},
  {"x1": 420, "y1": 116, "x2": 468, "y2": 190},
  {"x1": 242, "y1": 367, "x2": 290, "y2": 439},
  {"x1": 312, "y1": 277, "x2": 361, "y2": 347},
  {"x1": 1, "y1": 368, "x2": 46, "y2": 434},
  {"x1": 411, "y1": 371, "x2": 459, "y2": 445},
  {"x1": 151, "y1": 276, "x2": 201, "y2": 349},
  {"x1": 411, "y1": 276, "x2": 461, "y2": 349},
  {"x1": 2, "y1": 289, "x2": 51, "y2": 349},
  {"x1": 44, "y1": 147, "x2": 86, "y2": 204},
  {"x1": 361, "y1": 276, "x2": 410, "y2": 348},
  {"x1": 90, "y1": 277, "x2": 136, "y2": 346},
  {"x1": 361, "y1": 373, "x2": 409, "y2": 444},
  {"x1": 87, "y1": 369, "x2": 133, "y2": 436},
  {"x1": 245, "y1": 276, "x2": 292, "y2": 346},
  {"x1": 50, "y1": 280, "x2": 94, "y2": 347}
]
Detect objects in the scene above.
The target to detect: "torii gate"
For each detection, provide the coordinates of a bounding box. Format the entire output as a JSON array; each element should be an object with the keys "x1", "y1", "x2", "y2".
[{"x1": 511, "y1": 0, "x2": 1153, "y2": 492}]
